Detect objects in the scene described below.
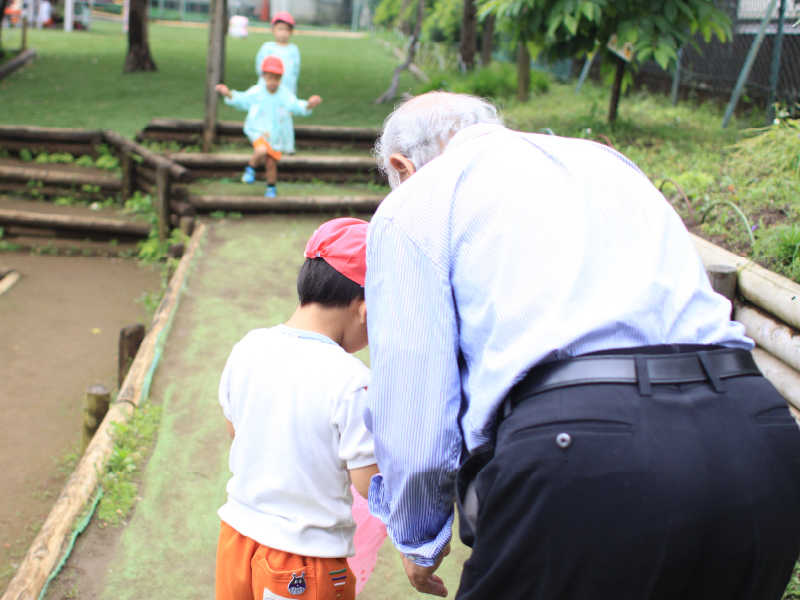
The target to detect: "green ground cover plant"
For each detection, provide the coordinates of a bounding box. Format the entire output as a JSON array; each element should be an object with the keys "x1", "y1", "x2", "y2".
[
  {"x1": 97, "y1": 403, "x2": 163, "y2": 526},
  {"x1": 0, "y1": 22, "x2": 412, "y2": 136}
]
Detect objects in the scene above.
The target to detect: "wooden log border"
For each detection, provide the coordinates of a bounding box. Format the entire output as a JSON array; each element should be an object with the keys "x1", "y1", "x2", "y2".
[
  {"x1": 0, "y1": 222, "x2": 206, "y2": 600},
  {"x1": 0, "y1": 269, "x2": 21, "y2": 299},
  {"x1": 692, "y1": 234, "x2": 800, "y2": 418},
  {"x1": 0, "y1": 48, "x2": 38, "y2": 81},
  {"x1": 0, "y1": 208, "x2": 151, "y2": 238},
  {"x1": 188, "y1": 194, "x2": 384, "y2": 213}
]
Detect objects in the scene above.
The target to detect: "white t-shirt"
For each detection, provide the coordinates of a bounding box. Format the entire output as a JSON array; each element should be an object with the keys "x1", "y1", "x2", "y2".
[{"x1": 218, "y1": 325, "x2": 374, "y2": 558}]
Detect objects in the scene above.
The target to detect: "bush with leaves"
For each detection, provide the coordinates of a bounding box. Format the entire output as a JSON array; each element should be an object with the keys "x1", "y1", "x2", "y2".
[{"x1": 419, "y1": 62, "x2": 550, "y2": 100}]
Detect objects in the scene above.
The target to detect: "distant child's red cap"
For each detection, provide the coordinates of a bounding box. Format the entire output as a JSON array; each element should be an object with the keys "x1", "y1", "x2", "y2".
[
  {"x1": 260, "y1": 55, "x2": 284, "y2": 75},
  {"x1": 271, "y1": 11, "x2": 295, "y2": 27},
  {"x1": 304, "y1": 218, "x2": 369, "y2": 286}
]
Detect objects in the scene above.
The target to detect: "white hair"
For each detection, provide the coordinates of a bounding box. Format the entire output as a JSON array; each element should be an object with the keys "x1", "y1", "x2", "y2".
[{"x1": 375, "y1": 92, "x2": 505, "y2": 189}]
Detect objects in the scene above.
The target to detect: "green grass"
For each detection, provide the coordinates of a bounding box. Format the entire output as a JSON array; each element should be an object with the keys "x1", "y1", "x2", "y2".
[
  {"x1": 0, "y1": 22, "x2": 413, "y2": 137},
  {"x1": 97, "y1": 403, "x2": 163, "y2": 526}
]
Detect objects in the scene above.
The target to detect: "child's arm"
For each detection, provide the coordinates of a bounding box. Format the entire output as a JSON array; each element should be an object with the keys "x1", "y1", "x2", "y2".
[
  {"x1": 217, "y1": 84, "x2": 260, "y2": 111},
  {"x1": 225, "y1": 417, "x2": 235, "y2": 439},
  {"x1": 350, "y1": 464, "x2": 380, "y2": 500}
]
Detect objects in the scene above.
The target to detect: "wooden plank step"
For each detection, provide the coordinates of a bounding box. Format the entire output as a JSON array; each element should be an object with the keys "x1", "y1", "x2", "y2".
[
  {"x1": 187, "y1": 194, "x2": 383, "y2": 213},
  {"x1": 0, "y1": 208, "x2": 151, "y2": 237}
]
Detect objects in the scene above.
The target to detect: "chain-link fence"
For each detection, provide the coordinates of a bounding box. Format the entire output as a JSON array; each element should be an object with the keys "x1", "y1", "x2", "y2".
[{"x1": 638, "y1": 0, "x2": 800, "y2": 107}]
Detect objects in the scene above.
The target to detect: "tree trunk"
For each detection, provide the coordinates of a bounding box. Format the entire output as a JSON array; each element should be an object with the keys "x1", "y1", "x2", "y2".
[
  {"x1": 459, "y1": 0, "x2": 477, "y2": 70},
  {"x1": 516, "y1": 41, "x2": 530, "y2": 102},
  {"x1": 397, "y1": 0, "x2": 411, "y2": 35},
  {"x1": 375, "y1": 0, "x2": 425, "y2": 104},
  {"x1": 608, "y1": 55, "x2": 625, "y2": 123},
  {"x1": 480, "y1": 14, "x2": 494, "y2": 67},
  {"x1": 124, "y1": 0, "x2": 157, "y2": 73},
  {"x1": 0, "y1": 0, "x2": 9, "y2": 56}
]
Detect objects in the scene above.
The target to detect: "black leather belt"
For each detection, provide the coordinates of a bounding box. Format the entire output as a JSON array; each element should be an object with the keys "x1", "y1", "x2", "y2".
[{"x1": 507, "y1": 347, "x2": 761, "y2": 414}]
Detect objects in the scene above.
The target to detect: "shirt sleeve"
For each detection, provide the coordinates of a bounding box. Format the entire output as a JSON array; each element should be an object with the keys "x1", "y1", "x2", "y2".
[
  {"x1": 365, "y1": 216, "x2": 461, "y2": 567},
  {"x1": 293, "y1": 45, "x2": 301, "y2": 79},
  {"x1": 333, "y1": 385, "x2": 376, "y2": 470},
  {"x1": 219, "y1": 348, "x2": 234, "y2": 421},
  {"x1": 282, "y1": 90, "x2": 312, "y2": 116},
  {"x1": 224, "y1": 87, "x2": 260, "y2": 111}
]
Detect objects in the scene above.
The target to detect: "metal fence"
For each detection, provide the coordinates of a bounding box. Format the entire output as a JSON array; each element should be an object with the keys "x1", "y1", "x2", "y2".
[{"x1": 639, "y1": 0, "x2": 800, "y2": 107}]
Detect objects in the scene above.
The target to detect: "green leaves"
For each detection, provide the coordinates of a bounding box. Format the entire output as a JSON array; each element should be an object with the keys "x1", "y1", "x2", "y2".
[{"x1": 485, "y1": 0, "x2": 731, "y2": 71}]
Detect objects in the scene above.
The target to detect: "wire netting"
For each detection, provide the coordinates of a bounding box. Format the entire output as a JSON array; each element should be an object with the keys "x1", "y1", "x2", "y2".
[{"x1": 639, "y1": 0, "x2": 800, "y2": 106}]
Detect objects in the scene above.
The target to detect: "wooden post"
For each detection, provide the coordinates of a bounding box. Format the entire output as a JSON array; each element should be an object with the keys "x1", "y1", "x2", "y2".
[
  {"x1": 118, "y1": 323, "x2": 145, "y2": 387},
  {"x1": 155, "y1": 164, "x2": 171, "y2": 241},
  {"x1": 21, "y1": 15, "x2": 28, "y2": 52},
  {"x1": 82, "y1": 385, "x2": 110, "y2": 453},
  {"x1": 706, "y1": 264, "x2": 737, "y2": 313},
  {"x1": 179, "y1": 216, "x2": 195, "y2": 237},
  {"x1": 167, "y1": 243, "x2": 185, "y2": 259},
  {"x1": 203, "y1": 0, "x2": 226, "y2": 152},
  {"x1": 121, "y1": 153, "x2": 136, "y2": 201}
]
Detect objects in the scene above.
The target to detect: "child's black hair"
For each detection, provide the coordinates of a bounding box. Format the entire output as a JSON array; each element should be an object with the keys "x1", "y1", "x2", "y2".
[
  {"x1": 297, "y1": 258, "x2": 364, "y2": 308},
  {"x1": 274, "y1": 18, "x2": 294, "y2": 29}
]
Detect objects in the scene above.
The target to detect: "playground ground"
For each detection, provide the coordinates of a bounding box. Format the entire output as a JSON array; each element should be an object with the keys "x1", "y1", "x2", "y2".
[{"x1": 1, "y1": 14, "x2": 799, "y2": 600}]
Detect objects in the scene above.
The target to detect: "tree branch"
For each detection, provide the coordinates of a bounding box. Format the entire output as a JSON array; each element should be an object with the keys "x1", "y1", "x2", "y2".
[{"x1": 375, "y1": 0, "x2": 425, "y2": 105}]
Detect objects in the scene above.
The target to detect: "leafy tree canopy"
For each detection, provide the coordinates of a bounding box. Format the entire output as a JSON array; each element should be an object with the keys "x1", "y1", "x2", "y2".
[{"x1": 481, "y1": 0, "x2": 732, "y2": 70}]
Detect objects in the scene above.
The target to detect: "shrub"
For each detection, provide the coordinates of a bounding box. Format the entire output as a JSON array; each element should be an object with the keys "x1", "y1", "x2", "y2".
[{"x1": 418, "y1": 63, "x2": 550, "y2": 101}]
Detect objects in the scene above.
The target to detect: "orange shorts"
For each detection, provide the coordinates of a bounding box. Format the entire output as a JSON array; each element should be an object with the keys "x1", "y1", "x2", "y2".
[
  {"x1": 216, "y1": 520, "x2": 356, "y2": 600},
  {"x1": 253, "y1": 137, "x2": 283, "y2": 161}
]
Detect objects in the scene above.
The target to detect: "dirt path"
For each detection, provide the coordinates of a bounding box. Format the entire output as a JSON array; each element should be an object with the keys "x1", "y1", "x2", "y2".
[
  {"x1": 43, "y1": 215, "x2": 469, "y2": 600},
  {"x1": 0, "y1": 253, "x2": 161, "y2": 594}
]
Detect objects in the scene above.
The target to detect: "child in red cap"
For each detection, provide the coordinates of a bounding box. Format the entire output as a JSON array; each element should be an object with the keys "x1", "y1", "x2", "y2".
[
  {"x1": 217, "y1": 218, "x2": 379, "y2": 600},
  {"x1": 255, "y1": 12, "x2": 301, "y2": 154},
  {"x1": 216, "y1": 55, "x2": 322, "y2": 198}
]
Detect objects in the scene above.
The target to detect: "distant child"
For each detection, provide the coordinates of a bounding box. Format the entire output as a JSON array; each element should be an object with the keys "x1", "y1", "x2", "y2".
[
  {"x1": 216, "y1": 218, "x2": 380, "y2": 600},
  {"x1": 255, "y1": 11, "x2": 301, "y2": 154},
  {"x1": 215, "y1": 55, "x2": 321, "y2": 198}
]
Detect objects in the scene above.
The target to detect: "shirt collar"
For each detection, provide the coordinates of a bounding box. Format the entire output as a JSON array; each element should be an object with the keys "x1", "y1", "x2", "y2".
[{"x1": 445, "y1": 123, "x2": 509, "y2": 153}]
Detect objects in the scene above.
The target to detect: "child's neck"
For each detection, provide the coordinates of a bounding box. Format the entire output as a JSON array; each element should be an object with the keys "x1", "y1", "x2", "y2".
[
  {"x1": 284, "y1": 304, "x2": 347, "y2": 347},
  {"x1": 275, "y1": 40, "x2": 290, "y2": 46}
]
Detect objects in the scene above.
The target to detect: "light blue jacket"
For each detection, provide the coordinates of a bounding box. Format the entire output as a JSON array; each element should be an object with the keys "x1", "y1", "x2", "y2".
[
  {"x1": 255, "y1": 42, "x2": 301, "y2": 95},
  {"x1": 224, "y1": 85, "x2": 312, "y2": 151}
]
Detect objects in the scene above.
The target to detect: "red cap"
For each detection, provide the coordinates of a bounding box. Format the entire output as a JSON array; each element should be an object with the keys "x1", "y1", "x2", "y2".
[
  {"x1": 260, "y1": 55, "x2": 284, "y2": 75},
  {"x1": 304, "y1": 218, "x2": 369, "y2": 286},
  {"x1": 271, "y1": 11, "x2": 295, "y2": 27}
]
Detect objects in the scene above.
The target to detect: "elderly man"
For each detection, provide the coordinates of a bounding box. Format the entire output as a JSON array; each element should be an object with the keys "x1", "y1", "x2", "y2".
[{"x1": 364, "y1": 92, "x2": 800, "y2": 600}]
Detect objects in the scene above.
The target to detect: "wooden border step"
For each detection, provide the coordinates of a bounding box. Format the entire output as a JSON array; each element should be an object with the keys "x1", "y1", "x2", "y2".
[
  {"x1": 0, "y1": 208, "x2": 151, "y2": 237},
  {"x1": 187, "y1": 194, "x2": 384, "y2": 213},
  {"x1": 169, "y1": 153, "x2": 385, "y2": 184},
  {"x1": 137, "y1": 119, "x2": 380, "y2": 149}
]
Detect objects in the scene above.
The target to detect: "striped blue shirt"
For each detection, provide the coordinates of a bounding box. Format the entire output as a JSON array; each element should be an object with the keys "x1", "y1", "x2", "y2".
[{"x1": 364, "y1": 124, "x2": 753, "y2": 565}]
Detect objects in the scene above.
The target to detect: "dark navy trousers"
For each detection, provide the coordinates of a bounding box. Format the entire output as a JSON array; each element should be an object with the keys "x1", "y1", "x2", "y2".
[{"x1": 456, "y1": 358, "x2": 800, "y2": 600}]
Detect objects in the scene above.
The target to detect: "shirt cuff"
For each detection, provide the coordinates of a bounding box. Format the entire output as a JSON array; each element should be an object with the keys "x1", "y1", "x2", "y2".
[{"x1": 367, "y1": 474, "x2": 454, "y2": 567}]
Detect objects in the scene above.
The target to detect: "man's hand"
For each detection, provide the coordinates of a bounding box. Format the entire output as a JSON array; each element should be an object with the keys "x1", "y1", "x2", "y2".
[
  {"x1": 215, "y1": 84, "x2": 232, "y2": 99},
  {"x1": 307, "y1": 95, "x2": 322, "y2": 109},
  {"x1": 401, "y1": 544, "x2": 450, "y2": 597}
]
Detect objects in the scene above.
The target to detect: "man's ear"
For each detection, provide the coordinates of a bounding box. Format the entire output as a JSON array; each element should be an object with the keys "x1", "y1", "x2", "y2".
[
  {"x1": 357, "y1": 299, "x2": 367, "y2": 325},
  {"x1": 389, "y1": 153, "x2": 416, "y2": 183}
]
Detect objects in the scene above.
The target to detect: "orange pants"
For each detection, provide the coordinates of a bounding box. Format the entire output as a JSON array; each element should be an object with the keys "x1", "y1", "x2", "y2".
[
  {"x1": 253, "y1": 137, "x2": 283, "y2": 161},
  {"x1": 216, "y1": 520, "x2": 356, "y2": 600}
]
